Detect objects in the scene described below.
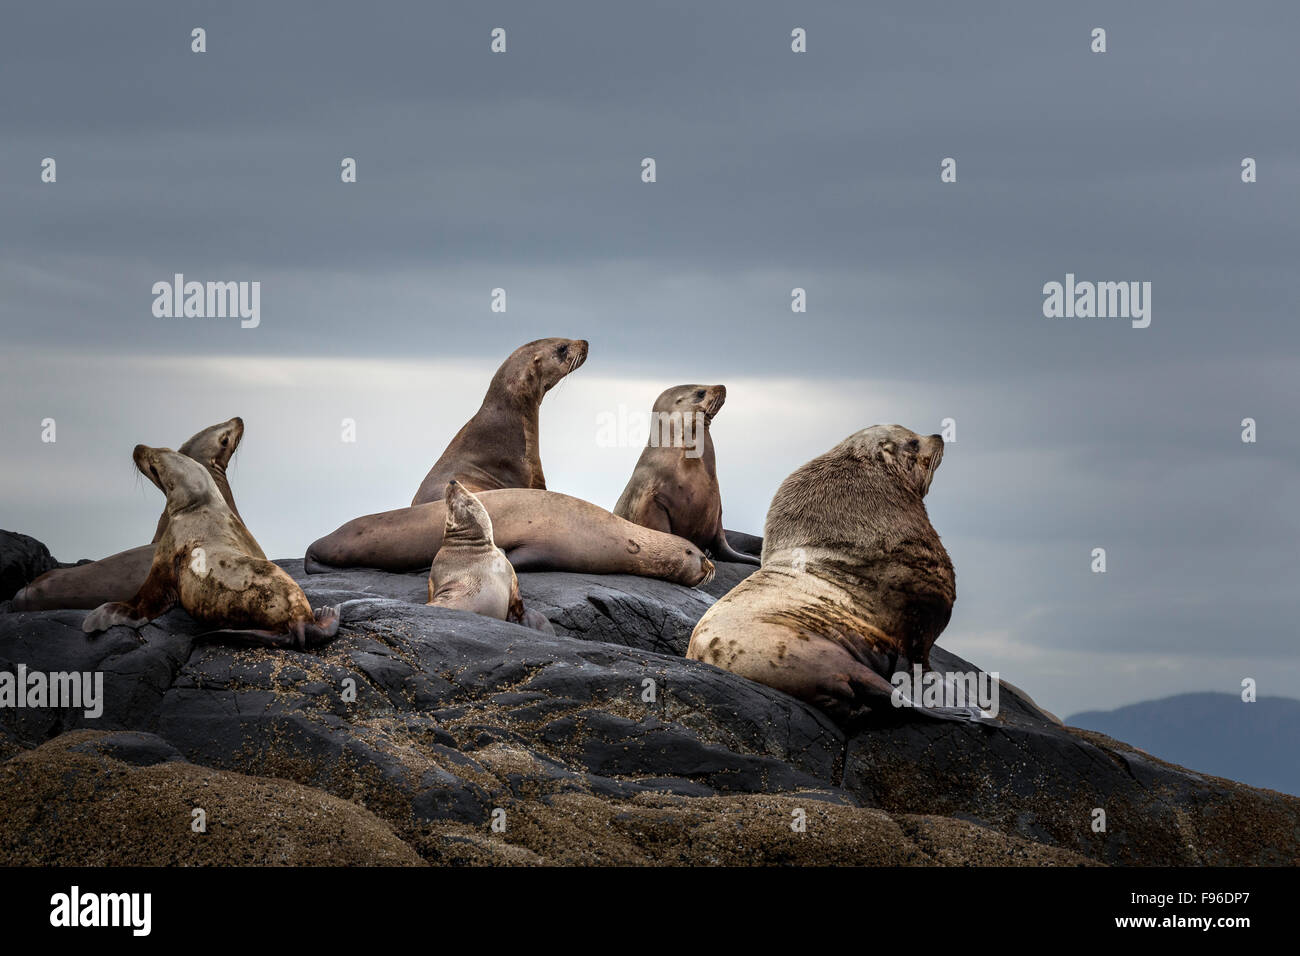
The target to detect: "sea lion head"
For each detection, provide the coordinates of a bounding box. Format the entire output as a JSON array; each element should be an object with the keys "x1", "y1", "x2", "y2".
[
  {"x1": 133, "y1": 444, "x2": 220, "y2": 513},
  {"x1": 846, "y1": 424, "x2": 945, "y2": 497},
  {"x1": 653, "y1": 384, "x2": 727, "y2": 423},
  {"x1": 681, "y1": 548, "x2": 716, "y2": 587},
  {"x1": 443, "y1": 480, "x2": 493, "y2": 543},
  {"x1": 177, "y1": 416, "x2": 244, "y2": 473},
  {"x1": 504, "y1": 337, "x2": 589, "y2": 399}
]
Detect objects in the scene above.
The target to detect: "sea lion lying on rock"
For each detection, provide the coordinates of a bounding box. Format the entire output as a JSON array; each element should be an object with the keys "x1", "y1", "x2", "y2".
[{"x1": 306, "y1": 488, "x2": 715, "y2": 587}]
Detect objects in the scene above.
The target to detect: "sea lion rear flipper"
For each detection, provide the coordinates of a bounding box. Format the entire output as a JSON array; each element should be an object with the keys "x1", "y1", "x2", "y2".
[
  {"x1": 711, "y1": 530, "x2": 761, "y2": 567},
  {"x1": 815, "y1": 665, "x2": 984, "y2": 727},
  {"x1": 303, "y1": 605, "x2": 341, "y2": 646},
  {"x1": 195, "y1": 628, "x2": 295, "y2": 648}
]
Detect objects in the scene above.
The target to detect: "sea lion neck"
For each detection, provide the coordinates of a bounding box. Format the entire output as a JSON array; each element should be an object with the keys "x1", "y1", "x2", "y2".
[
  {"x1": 442, "y1": 516, "x2": 491, "y2": 548},
  {"x1": 209, "y1": 462, "x2": 242, "y2": 521},
  {"x1": 489, "y1": 365, "x2": 545, "y2": 412}
]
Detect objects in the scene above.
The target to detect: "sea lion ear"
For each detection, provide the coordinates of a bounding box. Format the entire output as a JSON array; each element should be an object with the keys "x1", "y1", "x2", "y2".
[{"x1": 878, "y1": 439, "x2": 897, "y2": 464}]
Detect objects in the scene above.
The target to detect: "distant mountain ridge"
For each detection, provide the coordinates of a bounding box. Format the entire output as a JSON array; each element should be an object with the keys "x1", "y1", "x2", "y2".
[{"x1": 1067, "y1": 692, "x2": 1300, "y2": 797}]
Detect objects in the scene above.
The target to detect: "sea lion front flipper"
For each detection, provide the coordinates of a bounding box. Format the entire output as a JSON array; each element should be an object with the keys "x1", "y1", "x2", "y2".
[
  {"x1": 518, "y1": 608, "x2": 555, "y2": 634},
  {"x1": 505, "y1": 580, "x2": 555, "y2": 633},
  {"x1": 82, "y1": 575, "x2": 176, "y2": 635},
  {"x1": 82, "y1": 601, "x2": 151, "y2": 635},
  {"x1": 506, "y1": 578, "x2": 527, "y2": 624}
]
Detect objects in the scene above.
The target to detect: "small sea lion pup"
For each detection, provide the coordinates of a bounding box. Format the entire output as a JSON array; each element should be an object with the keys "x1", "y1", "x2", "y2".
[
  {"x1": 12, "y1": 417, "x2": 246, "y2": 611},
  {"x1": 411, "y1": 337, "x2": 589, "y2": 504},
  {"x1": 306, "y1": 489, "x2": 714, "y2": 587},
  {"x1": 427, "y1": 481, "x2": 553, "y2": 633},
  {"x1": 82, "y1": 445, "x2": 339, "y2": 649},
  {"x1": 614, "y1": 384, "x2": 759, "y2": 566},
  {"x1": 687, "y1": 425, "x2": 959, "y2": 724}
]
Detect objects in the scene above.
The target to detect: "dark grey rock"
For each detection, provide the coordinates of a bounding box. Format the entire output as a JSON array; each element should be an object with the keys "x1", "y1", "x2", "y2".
[
  {"x1": 1, "y1": 555, "x2": 1296, "y2": 865},
  {"x1": 68, "y1": 730, "x2": 186, "y2": 766},
  {"x1": 0, "y1": 530, "x2": 59, "y2": 602}
]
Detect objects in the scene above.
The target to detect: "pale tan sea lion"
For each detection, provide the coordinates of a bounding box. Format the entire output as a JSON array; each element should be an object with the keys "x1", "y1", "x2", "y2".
[
  {"x1": 83, "y1": 445, "x2": 338, "y2": 648},
  {"x1": 306, "y1": 488, "x2": 715, "y2": 587},
  {"x1": 427, "y1": 481, "x2": 553, "y2": 632},
  {"x1": 411, "y1": 338, "x2": 588, "y2": 504},
  {"x1": 686, "y1": 425, "x2": 960, "y2": 724},
  {"x1": 613, "y1": 383, "x2": 759, "y2": 566},
  {"x1": 12, "y1": 418, "x2": 245, "y2": 611}
]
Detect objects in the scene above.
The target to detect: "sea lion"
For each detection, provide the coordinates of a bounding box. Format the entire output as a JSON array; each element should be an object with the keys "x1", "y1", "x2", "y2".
[
  {"x1": 411, "y1": 337, "x2": 589, "y2": 504},
  {"x1": 686, "y1": 425, "x2": 961, "y2": 724},
  {"x1": 613, "y1": 384, "x2": 759, "y2": 566},
  {"x1": 306, "y1": 488, "x2": 715, "y2": 587},
  {"x1": 427, "y1": 481, "x2": 553, "y2": 633},
  {"x1": 11, "y1": 417, "x2": 246, "y2": 611},
  {"x1": 82, "y1": 445, "x2": 338, "y2": 649}
]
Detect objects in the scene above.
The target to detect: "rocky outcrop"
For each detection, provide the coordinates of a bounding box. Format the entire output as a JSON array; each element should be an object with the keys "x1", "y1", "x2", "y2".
[
  {"x1": 1, "y1": 547, "x2": 1296, "y2": 866},
  {"x1": 0, "y1": 730, "x2": 423, "y2": 865},
  {"x1": 0, "y1": 531, "x2": 59, "y2": 602}
]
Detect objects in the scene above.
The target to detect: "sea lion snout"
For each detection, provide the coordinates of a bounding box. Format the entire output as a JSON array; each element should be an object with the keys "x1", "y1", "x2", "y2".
[
  {"x1": 570, "y1": 338, "x2": 589, "y2": 367},
  {"x1": 704, "y1": 384, "x2": 727, "y2": 418},
  {"x1": 132, "y1": 444, "x2": 163, "y2": 488}
]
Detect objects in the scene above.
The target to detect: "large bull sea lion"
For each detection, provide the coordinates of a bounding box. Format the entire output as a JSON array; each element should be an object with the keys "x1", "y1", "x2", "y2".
[{"x1": 687, "y1": 425, "x2": 965, "y2": 724}]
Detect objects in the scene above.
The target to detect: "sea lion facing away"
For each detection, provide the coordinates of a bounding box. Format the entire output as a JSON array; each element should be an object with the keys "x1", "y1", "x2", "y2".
[
  {"x1": 83, "y1": 445, "x2": 338, "y2": 649},
  {"x1": 306, "y1": 488, "x2": 715, "y2": 587},
  {"x1": 613, "y1": 384, "x2": 759, "y2": 566},
  {"x1": 687, "y1": 425, "x2": 958, "y2": 724},
  {"x1": 150, "y1": 416, "x2": 245, "y2": 542},
  {"x1": 12, "y1": 417, "x2": 246, "y2": 611},
  {"x1": 411, "y1": 337, "x2": 589, "y2": 504},
  {"x1": 427, "y1": 481, "x2": 553, "y2": 632}
]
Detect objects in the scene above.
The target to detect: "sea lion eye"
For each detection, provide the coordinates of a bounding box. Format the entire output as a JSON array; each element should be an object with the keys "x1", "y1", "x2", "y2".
[
  {"x1": 695, "y1": 390, "x2": 705, "y2": 399},
  {"x1": 557, "y1": 344, "x2": 568, "y2": 358},
  {"x1": 220, "y1": 435, "x2": 229, "y2": 447},
  {"x1": 907, "y1": 439, "x2": 920, "y2": 451}
]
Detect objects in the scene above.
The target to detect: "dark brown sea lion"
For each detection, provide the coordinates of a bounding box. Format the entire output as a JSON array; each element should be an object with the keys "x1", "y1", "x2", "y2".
[
  {"x1": 613, "y1": 384, "x2": 758, "y2": 566},
  {"x1": 11, "y1": 417, "x2": 245, "y2": 611},
  {"x1": 427, "y1": 481, "x2": 553, "y2": 632},
  {"x1": 306, "y1": 488, "x2": 714, "y2": 587},
  {"x1": 411, "y1": 338, "x2": 588, "y2": 504},
  {"x1": 687, "y1": 425, "x2": 960, "y2": 723},
  {"x1": 83, "y1": 445, "x2": 338, "y2": 648}
]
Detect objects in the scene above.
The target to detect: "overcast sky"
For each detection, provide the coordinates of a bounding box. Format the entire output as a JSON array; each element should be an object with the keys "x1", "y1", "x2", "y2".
[{"x1": 2, "y1": 1, "x2": 1297, "y2": 718}]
